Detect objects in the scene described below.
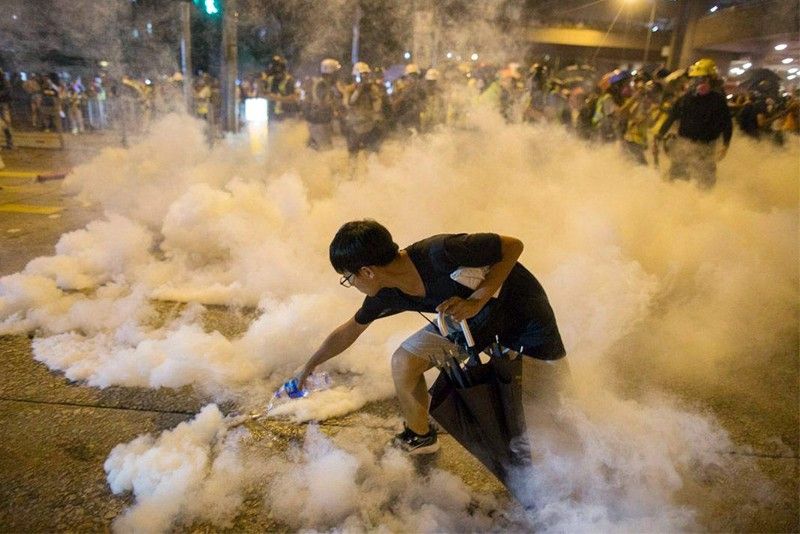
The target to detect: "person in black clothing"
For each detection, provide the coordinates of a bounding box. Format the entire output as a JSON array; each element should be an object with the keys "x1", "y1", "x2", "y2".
[
  {"x1": 656, "y1": 58, "x2": 732, "y2": 189},
  {"x1": 0, "y1": 69, "x2": 13, "y2": 149},
  {"x1": 291, "y1": 220, "x2": 567, "y2": 454},
  {"x1": 737, "y1": 91, "x2": 767, "y2": 139}
]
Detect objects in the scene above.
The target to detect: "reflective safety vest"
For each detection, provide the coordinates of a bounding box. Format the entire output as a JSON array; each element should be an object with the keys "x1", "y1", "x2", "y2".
[{"x1": 265, "y1": 75, "x2": 294, "y2": 116}]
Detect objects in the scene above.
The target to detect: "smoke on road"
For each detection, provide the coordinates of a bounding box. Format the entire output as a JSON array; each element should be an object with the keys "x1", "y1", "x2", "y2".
[{"x1": 1, "y1": 108, "x2": 797, "y2": 531}]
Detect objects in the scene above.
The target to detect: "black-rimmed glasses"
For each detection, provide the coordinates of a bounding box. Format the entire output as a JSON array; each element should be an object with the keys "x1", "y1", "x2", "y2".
[{"x1": 339, "y1": 273, "x2": 355, "y2": 288}]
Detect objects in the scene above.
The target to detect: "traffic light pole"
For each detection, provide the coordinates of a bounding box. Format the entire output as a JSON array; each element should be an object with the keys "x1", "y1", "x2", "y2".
[
  {"x1": 222, "y1": 0, "x2": 238, "y2": 133},
  {"x1": 180, "y1": 1, "x2": 194, "y2": 114}
]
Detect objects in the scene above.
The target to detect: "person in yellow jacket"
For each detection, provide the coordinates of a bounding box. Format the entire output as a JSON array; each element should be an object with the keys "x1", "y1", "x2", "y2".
[
  {"x1": 420, "y1": 68, "x2": 447, "y2": 132},
  {"x1": 620, "y1": 80, "x2": 662, "y2": 165},
  {"x1": 263, "y1": 55, "x2": 298, "y2": 123}
]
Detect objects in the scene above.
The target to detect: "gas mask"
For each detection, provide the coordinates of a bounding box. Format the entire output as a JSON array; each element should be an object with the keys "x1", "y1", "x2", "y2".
[{"x1": 695, "y1": 77, "x2": 711, "y2": 96}]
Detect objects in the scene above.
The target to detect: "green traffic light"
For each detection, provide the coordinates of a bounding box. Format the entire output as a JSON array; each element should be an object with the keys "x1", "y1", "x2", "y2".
[
  {"x1": 204, "y1": 0, "x2": 219, "y2": 15},
  {"x1": 194, "y1": 0, "x2": 220, "y2": 15}
]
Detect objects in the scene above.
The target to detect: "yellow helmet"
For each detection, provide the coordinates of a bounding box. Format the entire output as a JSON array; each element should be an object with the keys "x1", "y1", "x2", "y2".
[{"x1": 688, "y1": 58, "x2": 718, "y2": 78}]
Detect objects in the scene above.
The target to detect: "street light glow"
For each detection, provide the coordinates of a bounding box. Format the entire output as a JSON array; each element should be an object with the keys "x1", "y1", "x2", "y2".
[
  {"x1": 471, "y1": 53, "x2": 479, "y2": 61},
  {"x1": 403, "y1": 51, "x2": 411, "y2": 60},
  {"x1": 743, "y1": 62, "x2": 752, "y2": 69},
  {"x1": 709, "y1": 5, "x2": 718, "y2": 12},
  {"x1": 782, "y1": 58, "x2": 794, "y2": 64},
  {"x1": 774, "y1": 43, "x2": 788, "y2": 51},
  {"x1": 788, "y1": 67, "x2": 799, "y2": 73}
]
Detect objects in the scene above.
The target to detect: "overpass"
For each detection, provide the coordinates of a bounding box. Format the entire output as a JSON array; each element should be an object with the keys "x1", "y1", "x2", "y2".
[
  {"x1": 525, "y1": 24, "x2": 671, "y2": 64},
  {"x1": 524, "y1": 0, "x2": 798, "y2": 72}
]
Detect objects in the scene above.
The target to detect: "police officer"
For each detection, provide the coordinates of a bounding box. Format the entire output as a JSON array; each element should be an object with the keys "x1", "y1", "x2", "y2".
[{"x1": 656, "y1": 59, "x2": 732, "y2": 189}]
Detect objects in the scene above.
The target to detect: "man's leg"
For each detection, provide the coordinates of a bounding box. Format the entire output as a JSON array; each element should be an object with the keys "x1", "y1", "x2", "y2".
[
  {"x1": 668, "y1": 137, "x2": 691, "y2": 181},
  {"x1": 394, "y1": 324, "x2": 460, "y2": 434},
  {"x1": 391, "y1": 346, "x2": 434, "y2": 435},
  {"x1": 690, "y1": 141, "x2": 717, "y2": 189}
]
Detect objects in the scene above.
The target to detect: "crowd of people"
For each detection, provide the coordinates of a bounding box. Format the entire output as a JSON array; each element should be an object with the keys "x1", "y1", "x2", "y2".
[
  {"x1": 255, "y1": 54, "x2": 797, "y2": 188},
  {"x1": 1, "y1": 55, "x2": 797, "y2": 188}
]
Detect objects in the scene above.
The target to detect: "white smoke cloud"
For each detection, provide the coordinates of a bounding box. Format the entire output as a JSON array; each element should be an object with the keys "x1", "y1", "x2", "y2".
[
  {"x1": 104, "y1": 404, "x2": 262, "y2": 533},
  {"x1": 1, "y1": 104, "x2": 796, "y2": 531}
]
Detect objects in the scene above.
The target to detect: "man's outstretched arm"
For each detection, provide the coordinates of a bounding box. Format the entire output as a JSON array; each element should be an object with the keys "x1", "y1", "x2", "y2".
[{"x1": 296, "y1": 315, "x2": 369, "y2": 387}]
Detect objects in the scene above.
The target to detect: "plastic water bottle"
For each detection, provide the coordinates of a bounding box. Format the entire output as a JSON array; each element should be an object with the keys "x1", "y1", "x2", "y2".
[
  {"x1": 278, "y1": 372, "x2": 332, "y2": 399},
  {"x1": 265, "y1": 372, "x2": 332, "y2": 414}
]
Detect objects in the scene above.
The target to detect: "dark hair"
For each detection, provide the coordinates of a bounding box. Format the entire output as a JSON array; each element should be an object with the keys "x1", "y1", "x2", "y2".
[{"x1": 329, "y1": 220, "x2": 399, "y2": 274}]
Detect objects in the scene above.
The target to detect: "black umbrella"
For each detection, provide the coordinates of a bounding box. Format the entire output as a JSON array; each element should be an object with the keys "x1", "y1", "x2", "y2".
[
  {"x1": 428, "y1": 316, "x2": 531, "y2": 502},
  {"x1": 740, "y1": 68, "x2": 781, "y2": 95}
]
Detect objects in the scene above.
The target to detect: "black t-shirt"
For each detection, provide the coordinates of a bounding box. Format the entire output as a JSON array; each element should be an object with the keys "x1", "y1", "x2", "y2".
[
  {"x1": 660, "y1": 91, "x2": 733, "y2": 145},
  {"x1": 355, "y1": 233, "x2": 566, "y2": 360}
]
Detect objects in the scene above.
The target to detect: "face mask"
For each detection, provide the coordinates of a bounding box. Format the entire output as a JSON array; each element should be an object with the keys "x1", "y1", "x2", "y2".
[{"x1": 696, "y1": 81, "x2": 711, "y2": 96}]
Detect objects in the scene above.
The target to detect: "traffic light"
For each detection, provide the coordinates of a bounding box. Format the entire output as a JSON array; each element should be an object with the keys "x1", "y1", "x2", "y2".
[{"x1": 194, "y1": 0, "x2": 220, "y2": 16}]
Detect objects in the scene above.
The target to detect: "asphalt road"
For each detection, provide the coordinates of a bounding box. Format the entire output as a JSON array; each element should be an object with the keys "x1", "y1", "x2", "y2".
[{"x1": 0, "y1": 136, "x2": 797, "y2": 532}]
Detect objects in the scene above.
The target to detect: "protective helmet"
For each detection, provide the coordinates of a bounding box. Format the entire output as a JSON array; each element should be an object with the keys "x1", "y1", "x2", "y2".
[
  {"x1": 424, "y1": 68, "x2": 440, "y2": 81},
  {"x1": 644, "y1": 80, "x2": 662, "y2": 94},
  {"x1": 609, "y1": 69, "x2": 632, "y2": 85},
  {"x1": 269, "y1": 55, "x2": 287, "y2": 74},
  {"x1": 404, "y1": 63, "x2": 420, "y2": 76},
  {"x1": 597, "y1": 71, "x2": 615, "y2": 91},
  {"x1": 320, "y1": 58, "x2": 341, "y2": 74},
  {"x1": 688, "y1": 58, "x2": 718, "y2": 78},
  {"x1": 499, "y1": 68, "x2": 521, "y2": 81},
  {"x1": 352, "y1": 61, "x2": 371, "y2": 76}
]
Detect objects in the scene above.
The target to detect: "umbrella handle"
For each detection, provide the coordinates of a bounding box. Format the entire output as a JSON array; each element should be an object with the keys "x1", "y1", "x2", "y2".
[
  {"x1": 460, "y1": 320, "x2": 476, "y2": 348},
  {"x1": 436, "y1": 312, "x2": 450, "y2": 337},
  {"x1": 436, "y1": 312, "x2": 476, "y2": 348}
]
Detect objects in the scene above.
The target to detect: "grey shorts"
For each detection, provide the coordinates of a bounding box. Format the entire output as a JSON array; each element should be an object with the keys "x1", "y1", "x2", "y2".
[
  {"x1": 399, "y1": 322, "x2": 570, "y2": 404},
  {"x1": 399, "y1": 322, "x2": 461, "y2": 362}
]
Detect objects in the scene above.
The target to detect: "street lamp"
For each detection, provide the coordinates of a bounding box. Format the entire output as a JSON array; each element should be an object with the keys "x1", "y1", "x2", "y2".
[{"x1": 643, "y1": 0, "x2": 657, "y2": 63}]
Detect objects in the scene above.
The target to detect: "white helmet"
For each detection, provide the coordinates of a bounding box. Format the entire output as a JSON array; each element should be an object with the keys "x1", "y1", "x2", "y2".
[
  {"x1": 404, "y1": 63, "x2": 420, "y2": 76},
  {"x1": 352, "y1": 61, "x2": 371, "y2": 76},
  {"x1": 424, "y1": 68, "x2": 440, "y2": 81},
  {"x1": 320, "y1": 58, "x2": 341, "y2": 74}
]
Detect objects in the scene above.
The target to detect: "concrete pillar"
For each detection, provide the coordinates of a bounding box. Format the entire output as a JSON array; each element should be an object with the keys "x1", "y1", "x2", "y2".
[
  {"x1": 222, "y1": 0, "x2": 238, "y2": 133},
  {"x1": 668, "y1": 0, "x2": 707, "y2": 70},
  {"x1": 179, "y1": 2, "x2": 193, "y2": 114},
  {"x1": 412, "y1": 7, "x2": 437, "y2": 67}
]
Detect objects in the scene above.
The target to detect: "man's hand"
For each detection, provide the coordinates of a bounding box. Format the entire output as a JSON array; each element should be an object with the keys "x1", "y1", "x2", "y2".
[
  {"x1": 436, "y1": 297, "x2": 485, "y2": 322},
  {"x1": 293, "y1": 366, "x2": 311, "y2": 391}
]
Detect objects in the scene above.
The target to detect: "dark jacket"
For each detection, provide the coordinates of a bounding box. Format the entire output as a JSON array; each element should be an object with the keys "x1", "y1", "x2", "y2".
[{"x1": 659, "y1": 91, "x2": 733, "y2": 145}]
